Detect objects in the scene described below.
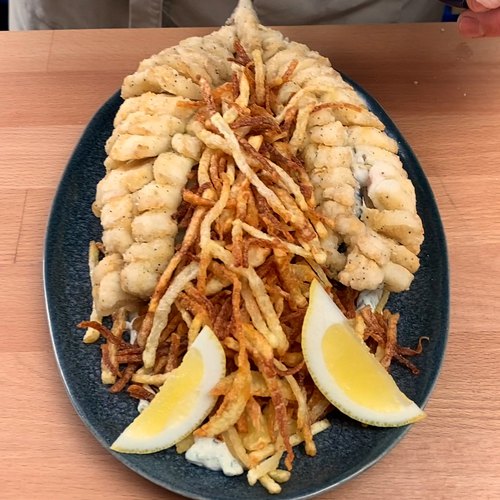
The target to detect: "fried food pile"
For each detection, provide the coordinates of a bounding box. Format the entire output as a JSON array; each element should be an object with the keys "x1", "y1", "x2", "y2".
[{"x1": 81, "y1": 0, "x2": 425, "y2": 493}]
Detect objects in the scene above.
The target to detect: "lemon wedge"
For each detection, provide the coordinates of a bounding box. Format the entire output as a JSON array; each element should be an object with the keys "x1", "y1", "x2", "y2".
[
  {"x1": 111, "y1": 325, "x2": 225, "y2": 453},
  {"x1": 302, "y1": 280, "x2": 425, "y2": 427}
]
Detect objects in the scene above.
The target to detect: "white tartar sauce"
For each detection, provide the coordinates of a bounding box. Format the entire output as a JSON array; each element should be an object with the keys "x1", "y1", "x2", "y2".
[
  {"x1": 185, "y1": 437, "x2": 243, "y2": 476},
  {"x1": 127, "y1": 322, "x2": 138, "y2": 345},
  {"x1": 357, "y1": 288, "x2": 383, "y2": 311},
  {"x1": 137, "y1": 399, "x2": 150, "y2": 413},
  {"x1": 129, "y1": 328, "x2": 138, "y2": 345},
  {"x1": 125, "y1": 313, "x2": 139, "y2": 344}
]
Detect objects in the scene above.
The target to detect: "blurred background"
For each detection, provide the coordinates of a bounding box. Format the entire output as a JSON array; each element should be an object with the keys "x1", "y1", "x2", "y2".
[{"x1": 0, "y1": 1, "x2": 461, "y2": 31}]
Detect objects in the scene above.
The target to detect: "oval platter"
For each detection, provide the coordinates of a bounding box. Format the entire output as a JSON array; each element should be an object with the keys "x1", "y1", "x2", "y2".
[{"x1": 44, "y1": 77, "x2": 449, "y2": 500}]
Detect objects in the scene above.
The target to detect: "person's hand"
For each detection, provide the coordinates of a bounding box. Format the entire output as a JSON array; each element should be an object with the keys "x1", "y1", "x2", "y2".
[{"x1": 458, "y1": 1, "x2": 500, "y2": 37}]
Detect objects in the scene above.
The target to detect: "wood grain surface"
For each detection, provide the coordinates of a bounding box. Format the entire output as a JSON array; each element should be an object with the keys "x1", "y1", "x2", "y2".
[{"x1": 1, "y1": 24, "x2": 499, "y2": 500}]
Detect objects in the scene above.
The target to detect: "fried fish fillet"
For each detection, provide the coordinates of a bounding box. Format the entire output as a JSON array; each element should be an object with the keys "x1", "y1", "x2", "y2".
[{"x1": 91, "y1": 0, "x2": 423, "y2": 317}]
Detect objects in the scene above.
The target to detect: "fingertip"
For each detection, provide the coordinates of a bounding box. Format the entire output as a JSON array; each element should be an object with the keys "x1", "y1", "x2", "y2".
[
  {"x1": 472, "y1": 0, "x2": 500, "y2": 9},
  {"x1": 458, "y1": 13, "x2": 485, "y2": 37},
  {"x1": 467, "y1": 0, "x2": 488, "y2": 12}
]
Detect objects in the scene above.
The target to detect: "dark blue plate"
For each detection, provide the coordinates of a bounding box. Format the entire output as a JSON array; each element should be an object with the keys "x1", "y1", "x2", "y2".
[{"x1": 44, "y1": 80, "x2": 449, "y2": 499}]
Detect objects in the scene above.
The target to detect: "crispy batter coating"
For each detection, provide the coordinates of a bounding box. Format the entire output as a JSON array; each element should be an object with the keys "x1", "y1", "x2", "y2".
[{"x1": 92, "y1": 0, "x2": 423, "y2": 326}]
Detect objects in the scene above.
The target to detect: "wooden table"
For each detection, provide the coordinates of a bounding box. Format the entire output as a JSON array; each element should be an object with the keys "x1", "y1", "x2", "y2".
[{"x1": 1, "y1": 24, "x2": 499, "y2": 500}]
